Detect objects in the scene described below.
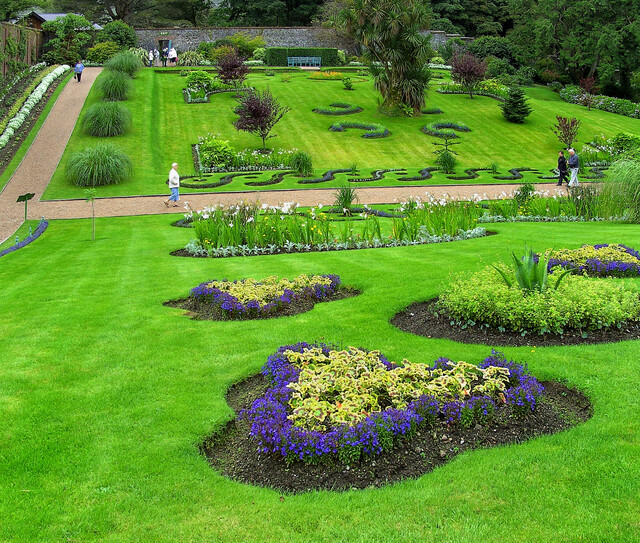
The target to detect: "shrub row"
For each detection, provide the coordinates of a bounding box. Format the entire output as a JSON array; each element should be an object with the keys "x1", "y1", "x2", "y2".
[{"x1": 560, "y1": 85, "x2": 640, "y2": 119}]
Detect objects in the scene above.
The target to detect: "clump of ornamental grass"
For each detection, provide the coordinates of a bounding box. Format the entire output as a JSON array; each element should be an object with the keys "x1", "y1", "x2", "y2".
[
  {"x1": 333, "y1": 185, "x2": 358, "y2": 216},
  {"x1": 97, "y1": 70, "x2": 131, "y2": 101},
  {"x1": 598, "y1": 160, "x2": 640, "y2": 222},
  {"x1": 289, "y1": 150, "x2": 313, "y2": 177},
  {"x1": 104, "y1": 51, "x2": 142, "y2": 77},
  {"x1": 81, "y1": 102, "x2": 132, "y2": 137},
  {"x1": 65, "y1": 143, "x2": 132, "y2": 187}
]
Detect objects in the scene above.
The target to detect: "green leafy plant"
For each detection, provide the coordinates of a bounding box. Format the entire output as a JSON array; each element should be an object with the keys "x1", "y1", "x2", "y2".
[
  {"x1": 342, "y1": 77, "x2": 353, "y2": 90},
  {"x1": 435, "y1": 150, "x2": 457, "y2": 174},
  {"x1": 500, "y1": 86, "x2": 532, "y2": 123},
  {"x1": 84, "y1": 188, "x2": 97, "y2": 241},
  {"x1": 493, "y1": 246, "x2": 572, "y2": 293},
  {"x1": 289, "y1": 150, "x2": 314, "y2": 176},
  {"x1": 334, "y1": 185, "x2": 358, "y2": 216},
  {"x1": 81, "y1": 102, "x2": 132, "y2": 137},
  {"x1": 65, "y1": 144, "x2": 132, "y2": 187},
  {"x1": 97, "y1": 70, "x2": 131, "y2": 101},
  {"x1": 86, "y1": 41, "x2": 121, "y2": 64}
]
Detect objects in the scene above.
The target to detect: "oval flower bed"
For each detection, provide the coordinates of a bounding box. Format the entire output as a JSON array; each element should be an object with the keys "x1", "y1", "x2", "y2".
[
  {"x1": 201, "y1": 343, "x2": 591, "y2": 492},
  {"x1": 392, "y1": 266, "x2": 640, "y2": 347},
  {"x1": 544, "y1": 244, "x2": 640, "y2": 277},
  {"x1": 164, "y1": 274, "x2": 358, "y2": 320}
]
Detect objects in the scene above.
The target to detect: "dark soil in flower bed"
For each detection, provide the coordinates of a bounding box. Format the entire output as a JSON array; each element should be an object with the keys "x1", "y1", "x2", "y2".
[
  {"x1": 0, "y1": 75, "x2": 66, "y2": 177},
  {"x1": 200, "y1": 373, "x2": 592, "y2": 493},
  {"x1": 164, "y1": 287, "x2": 360, "y2": 320},
  {"x1": 392, "y1": 298, "x2": 640, "y2": 347}
]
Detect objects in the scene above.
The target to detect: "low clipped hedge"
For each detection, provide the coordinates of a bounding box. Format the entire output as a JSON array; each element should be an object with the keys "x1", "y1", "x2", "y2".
[
  {"x1": 421, "y1": 121, "x2": 470, "y2": 139},
  {"x1": 329, "y1": 122, "x2": 389, "y2": 138},
  {"x1": 312, "y1": 102, "x2": 363, "y2": 115},
  {"x1": 438, "y1": 266, "x2": 640, "y2": 335},
  {"x1": 240, "y1": 343, "x2": 544, "y2": 464},
  {"x1": 81, "y1": 102, "x2": 132, "y2": 137},
  {"x1": 545, "y1": 244, "x2": 640, "y2": 277},
  {"x1": 65, "y1": 143, "x2": 132, "y2": 187}
]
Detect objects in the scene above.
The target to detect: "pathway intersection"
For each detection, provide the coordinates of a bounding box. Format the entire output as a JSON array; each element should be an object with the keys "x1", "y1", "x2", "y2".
[{"x1": 0, "y1": 68, "x2": 567, "y2": 244}]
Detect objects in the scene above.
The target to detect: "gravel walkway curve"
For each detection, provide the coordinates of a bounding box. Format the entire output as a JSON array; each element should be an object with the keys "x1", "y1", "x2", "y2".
[{"x1": 0, "y1": 66, "x2": 568, "y2": 243}]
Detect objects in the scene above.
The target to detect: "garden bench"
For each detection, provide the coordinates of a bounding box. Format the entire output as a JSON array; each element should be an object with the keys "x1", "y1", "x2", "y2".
[{"x1": 287, "y1": 56, "x2": 322, "y2": 68}]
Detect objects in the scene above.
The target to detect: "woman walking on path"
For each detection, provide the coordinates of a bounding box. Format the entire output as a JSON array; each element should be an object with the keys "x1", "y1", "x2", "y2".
[
  {"x1": 74, "y1": 61, "x2": 85, "y2": 82},
  {"x1": 165, "y1": 163, "x2": 180, "y2": 207}
]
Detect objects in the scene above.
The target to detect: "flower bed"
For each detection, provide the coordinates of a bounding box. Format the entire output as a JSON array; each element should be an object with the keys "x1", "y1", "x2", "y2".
[
  {"x1": 560, "y1": 85, "x2": 640, "y2": 119},
  {"x1": 183, "y1": 274, "x2": 345, "y2": 319},
  {"x1": 420, "y1": 121, "x2": 470, "y2": 139},
  {"x1": 240, "y1": 343, "x2": 544, "y2": 464},
  {"x1": 545, "y1": 244, "x2": 640, "y2": 277},
  {"x1": 438, "y1": 266, "x2": 640, "y2": 336},
  {"x1": 309, "y1": 71, "x2": 344, "y2": 80},
  {"x1": 312, "y1": 102, "x2": 363, "y2": 115},
  {"x1": 329, "y1": 122, "x2": 389, "y2": 138},
  {"x1": 438, "y1": 80, "x2": 508, "y2": 101},
  {"x1": 0, "y1": 65, "x2": 69, "y2": 151},
  {"x1": 0, "y1": 219, "x2": 48, "y2": 258}
]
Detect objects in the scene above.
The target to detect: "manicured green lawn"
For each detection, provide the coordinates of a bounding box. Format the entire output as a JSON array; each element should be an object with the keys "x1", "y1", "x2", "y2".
[
  {"x1": 42, "y1": 69, "x2": 639, "y2": 200},
  {"x1": 1, "y1": 215, "x2": 639, "y2": 541}
]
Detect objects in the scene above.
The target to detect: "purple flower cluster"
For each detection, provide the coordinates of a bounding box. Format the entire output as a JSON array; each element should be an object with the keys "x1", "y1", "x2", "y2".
[
  {"x1": 0, "y1": 220, "x2": 49, "y2": 258},
  {"x1": 546, "y1": 244, "x2": 640, "y2": 278},
  {"x1": 240, "y1": 344, "x2": 545, "y2": 464},
  {"x1": 190, "y1": 274, "x2": 342, "y2": 318}
]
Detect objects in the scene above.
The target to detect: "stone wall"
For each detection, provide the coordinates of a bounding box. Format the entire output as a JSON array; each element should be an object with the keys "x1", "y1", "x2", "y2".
[{"x1": 135, "y1": 27, "x2": 471, "y2": 55}]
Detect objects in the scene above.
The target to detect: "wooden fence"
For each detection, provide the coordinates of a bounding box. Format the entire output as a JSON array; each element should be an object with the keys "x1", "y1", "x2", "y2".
[{"x1": 1, "y1": 23, "x2": 43, "y2": 78}]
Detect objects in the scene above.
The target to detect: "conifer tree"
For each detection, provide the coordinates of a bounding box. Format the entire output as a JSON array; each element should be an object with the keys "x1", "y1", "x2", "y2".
[{"x1": 500, "y1": 86, "x2": 532, "y2": 123}]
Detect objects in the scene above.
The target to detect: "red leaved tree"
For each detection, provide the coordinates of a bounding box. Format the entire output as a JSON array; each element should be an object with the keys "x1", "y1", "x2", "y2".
[
  {"x1": 551, "y1": 116, "x2": 581, "y2": 148},
  {"x1": 451, "y1": 52, "x2": 487, "y2": 99},
  {"x1": 579, "y1": 77, "x2": 597, "y2": 111},
  {"x1": 217, "y1": 49, "x2": 249, "y2": 89},
  {"x1": 233, "y1": 88, "x2": 291, "y2": 150}
]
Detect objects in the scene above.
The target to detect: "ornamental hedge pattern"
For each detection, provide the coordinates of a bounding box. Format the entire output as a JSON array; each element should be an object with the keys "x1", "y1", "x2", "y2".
[
  {"x1": 329, "y1": 122, "x2": 389, "y2": 138},
  {"x1": 240, "y1": 343, "x2": 544, "y2": 464},
  {"x1": 189, "y1": 274, "x2": 342, "y2": 318},
  {"x1": 312, "y1": 103, "x2": 363, "y2": 115},
  {"x1": 421, "y1": 121, "x2": 470, "y2": 139},
  {"x1": 0, "y1": 220, "x2": 48, "y2": 258}
]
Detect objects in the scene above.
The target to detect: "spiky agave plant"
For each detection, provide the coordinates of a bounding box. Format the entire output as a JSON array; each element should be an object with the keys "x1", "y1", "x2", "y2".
[{"x1": 494, "y1": 245, "x2": 573, "y2": 293}]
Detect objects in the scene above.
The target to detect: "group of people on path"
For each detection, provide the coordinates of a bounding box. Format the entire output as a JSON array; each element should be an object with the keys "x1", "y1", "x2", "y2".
[
  {"x1": 149, "y1": 47, "x2": 177, "y2": 67},
  {"x1": 556, "y1": 148, "x2": 580, "y2": 188}
]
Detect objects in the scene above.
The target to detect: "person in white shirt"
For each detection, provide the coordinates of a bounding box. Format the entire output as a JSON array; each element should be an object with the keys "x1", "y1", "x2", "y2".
[{"x1": 165, "y1": 163, "x2": 180, "y2": 207}]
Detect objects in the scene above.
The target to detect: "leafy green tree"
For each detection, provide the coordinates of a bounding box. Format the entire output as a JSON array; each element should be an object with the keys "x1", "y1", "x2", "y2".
[
  {"x1": 500, "y1": 86, "x2": 532, "y2": 123},
  {"x1": 507, "y1": 0, "x2": 640, "y2": 96},
  {"x1": 97, "y1": 20, "x2": 137, "y2": 48},
  {"x1": 41, "y1": 14, "x2": 92, "y2": 65},
  {"x1": 338, "y1": 0, "x2": 432, "y2": 114},
  {"x1": 1, "y1": 0, "x2": 43, "y2": 21},
  {"x1": 224, "y1": 0, "x2": 324, "y2": 25}
]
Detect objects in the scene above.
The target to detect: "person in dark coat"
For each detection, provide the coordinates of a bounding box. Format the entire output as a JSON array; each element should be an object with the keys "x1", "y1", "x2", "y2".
[{"x1": 557, "y1": 150, "x2": 568, "y2": 186}]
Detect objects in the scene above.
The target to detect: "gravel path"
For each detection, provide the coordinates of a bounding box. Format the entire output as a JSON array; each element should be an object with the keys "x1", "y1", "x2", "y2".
[{"x1": 0, "y1": 67, "x2": 568, "y2": 243}]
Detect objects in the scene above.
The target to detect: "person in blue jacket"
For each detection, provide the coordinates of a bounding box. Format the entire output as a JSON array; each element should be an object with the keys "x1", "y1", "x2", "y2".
[{"x1": 74, "y1": 60, "x2": 85, "y2": 83}]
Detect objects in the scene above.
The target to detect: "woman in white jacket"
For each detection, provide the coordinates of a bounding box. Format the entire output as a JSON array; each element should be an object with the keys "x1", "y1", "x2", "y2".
[{"x1": 164, "y1": 163, "x2": 180, "y2": 207}]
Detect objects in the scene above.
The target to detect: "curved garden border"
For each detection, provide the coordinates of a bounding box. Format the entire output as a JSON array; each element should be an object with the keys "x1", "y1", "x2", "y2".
[
  {"x1": 329, "y1": 122, "x2": 390, "y2": 138},
  {"x1": 391, "y1": 298, "x2": 640, "y2": 347},
  {"x1": 312, "y1": 103, "x2": 363, "y2": 115},
  {"x1": 0, "y1": 220, "x2": 48, "y2": 258},
  {"x1": 421, "y1": 121, "x2": 470, "y2": 139}
]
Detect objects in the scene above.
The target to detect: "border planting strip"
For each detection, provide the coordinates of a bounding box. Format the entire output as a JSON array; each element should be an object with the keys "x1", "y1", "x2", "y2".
[{"x1": 0, "y1": 220, "x2": 48, "y2": 258}]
